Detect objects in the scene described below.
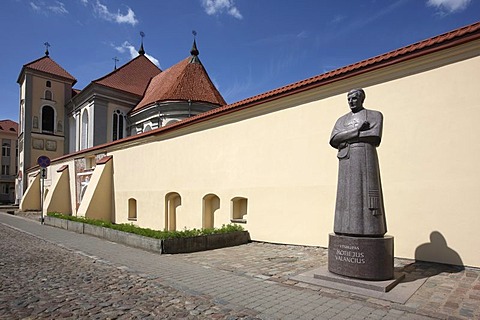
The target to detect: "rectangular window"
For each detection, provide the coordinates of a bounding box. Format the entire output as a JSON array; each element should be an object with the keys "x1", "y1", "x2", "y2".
[
  {"x1": 119, "y1": 116, "x2": 124, "y2": 139},
  {"x1": 2, "y1": 143, "x2": 10, "y2": 157},
  {"x1": 1, "y1": 165, "x2": 9, "y2": 175},
  {"x1": 113, "y1": 114, "x2": 118, "y2": 141},
  {"x1": 231, "y1": 197, "x2": 248, "y2": 223},
  {"x1": 1, "y1": 183, "x2": 8, "y2": 194}
]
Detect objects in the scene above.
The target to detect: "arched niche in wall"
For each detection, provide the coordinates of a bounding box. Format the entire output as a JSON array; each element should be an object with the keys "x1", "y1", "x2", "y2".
[
  {"x1": 128, "y1": 198, "x2": 137, "y2": 221},
  {"x1": 165, "y1": 192, "x2": 181, "y2": 231},
  {"x1": 203, "y1": 194, "x2": 220, "y2": 229},
  {"x1": 231, "y1": 197, "x2": 248, "y2": 223}
]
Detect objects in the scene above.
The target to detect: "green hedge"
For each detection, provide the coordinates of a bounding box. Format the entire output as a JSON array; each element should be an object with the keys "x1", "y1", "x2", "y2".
[{"x1": 47, "y1": 212, "x2": 244, "y2": 240}]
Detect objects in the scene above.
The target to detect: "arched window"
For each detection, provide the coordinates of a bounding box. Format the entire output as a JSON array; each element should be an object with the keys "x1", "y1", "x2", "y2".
[
  {"x1": 81, "y1": 109, "x2": 89, "y2": 150},
  {"x1": 44, "y1": 90, "x2": 52, "y2": 100},
  {"x1": 41, "y1": 105, "x2": 55, "y2": 133},
  {"x1": 112, "y1": 110, "x2": 124, "y2": 141},
  {"x1": 143, "y1": 125, "x2": 152, "y2": 132},
  {"x1": 128, "y1": 198, "x2": 137, "y2": 220},
  {"x1": 46, "y1": 81, "x2": 51, "y2": 87}
]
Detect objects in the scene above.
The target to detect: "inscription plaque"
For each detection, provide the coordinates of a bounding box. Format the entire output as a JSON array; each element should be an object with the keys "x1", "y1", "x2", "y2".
[{"x1": 328, "y1": 233, "x2": 394, "y2": 281}]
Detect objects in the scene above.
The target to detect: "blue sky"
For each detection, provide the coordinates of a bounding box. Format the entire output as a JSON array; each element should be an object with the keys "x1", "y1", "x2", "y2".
[{"x1": 1, "y1": 0, "x2": 479, "y2": 122}]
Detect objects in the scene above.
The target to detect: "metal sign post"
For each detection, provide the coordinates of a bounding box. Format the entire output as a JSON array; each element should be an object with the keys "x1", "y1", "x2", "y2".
[{"x1": 37, "y1": 156, "x2": 51, "y2": 224}]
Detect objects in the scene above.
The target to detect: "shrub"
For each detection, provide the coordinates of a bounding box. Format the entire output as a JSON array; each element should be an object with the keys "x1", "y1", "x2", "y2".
[{"x1": 46, "y1": 213, "x2": 244, "y2": 240}]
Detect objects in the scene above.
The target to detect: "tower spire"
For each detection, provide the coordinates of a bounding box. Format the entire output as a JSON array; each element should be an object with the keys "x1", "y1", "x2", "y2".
[
  {"x1": 189, "y1": 30, "x2": 200, "y2": 63},
  {"x1": 138, "y1": 31, "x2": 145, "y2": 55},
  {"x1": 44, "y1": 42, "x2": 51, "y2": 56},
  {"x1": 190, "y1": 30, "x2": 199, "y2": 56},
  {"x1": 113, "y1": 56, "x2": 119, "y2": 70}
]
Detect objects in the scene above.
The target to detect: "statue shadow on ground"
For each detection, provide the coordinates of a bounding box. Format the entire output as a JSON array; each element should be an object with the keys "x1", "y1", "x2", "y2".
[{"x1": 396, "y1": 231, "x2": 464, "y2": 283}]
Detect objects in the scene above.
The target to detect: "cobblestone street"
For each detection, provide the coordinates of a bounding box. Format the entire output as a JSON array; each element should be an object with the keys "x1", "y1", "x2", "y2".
[
  {"x1": 1, "y1": 212, "x2": 479, "y2": 319},
  {"x1": 0, "y1": 224, "x2": 258, "y2": 319}
]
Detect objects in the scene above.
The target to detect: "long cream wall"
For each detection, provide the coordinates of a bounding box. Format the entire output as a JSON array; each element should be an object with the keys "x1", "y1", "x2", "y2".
[
  {"x1": 374, "y1": 55, "x2": 480, "y2": 267},
  {"x1": 108, "y1": 50, "x2": 480, "y2": 267},
  {"x1": 32, "y1": 41, "x2": 480, "y2": 267}
]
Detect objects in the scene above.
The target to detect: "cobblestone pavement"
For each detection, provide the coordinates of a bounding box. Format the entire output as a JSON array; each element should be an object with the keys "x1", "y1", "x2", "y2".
[
  {"x1": 178, "y1": 243, "x2": 480, "y2": 319},
  {"x1": 0, "y1": 224, "x2": 259, "y2": 320},
  {"x1": 1, "y1": 211, "x2": 480, "y2": 319}
]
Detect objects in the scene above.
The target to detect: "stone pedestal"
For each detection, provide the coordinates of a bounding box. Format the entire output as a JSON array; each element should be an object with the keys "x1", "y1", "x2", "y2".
[{"x1": 328, "y1": 233, "x2": 394, "y2": 281}]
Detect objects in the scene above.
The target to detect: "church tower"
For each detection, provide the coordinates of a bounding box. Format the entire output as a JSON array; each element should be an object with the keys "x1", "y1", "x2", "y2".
[{"x1": 16, "y1": 45, "x2": 76, "y2": 195}]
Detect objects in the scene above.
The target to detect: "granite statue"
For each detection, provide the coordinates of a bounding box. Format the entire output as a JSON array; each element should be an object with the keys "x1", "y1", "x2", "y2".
[{"x1": 329, "y1": 89, "x2": 386, "y2": 237}]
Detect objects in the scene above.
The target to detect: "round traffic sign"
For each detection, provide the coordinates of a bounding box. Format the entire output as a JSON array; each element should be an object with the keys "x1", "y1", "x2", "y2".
[{"x1": 37, "y1": 155, "x2": 51, "y2": 168}]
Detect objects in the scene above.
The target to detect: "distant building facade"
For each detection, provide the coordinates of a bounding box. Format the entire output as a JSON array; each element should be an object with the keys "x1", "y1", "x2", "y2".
[{"x1": 0, "y1": 120, "x2": 18, "y2": 204}]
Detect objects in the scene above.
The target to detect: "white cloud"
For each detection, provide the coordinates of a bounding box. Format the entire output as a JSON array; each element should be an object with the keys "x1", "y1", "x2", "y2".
[
  {"x1": 93, "y1": 0, "x2": 138, "y2": 26},
  {"x1": 201, "y1": 0, "x2": 243, "y2": 19},
  {"x1": 30, "y1": 1, "x2": 68, "y2": 15},
  {"x1": 115, "y1": 41, "x2": 161, "y2": 68},
  {"x1": 331, "y1": 15, "x2": 346, "y2": 24},
  {"x1": 80, "y1": 0, "x2": 88, "y2": 6},
  {"x1": 426, "y1": 0, "x2": 471, "y2": 13},
  {"x1": 48, "y1": 1, "x2": 68, "y2": 14},
  {"x1": 30, "y1": 2, "x2": 41, "y2": 11}
]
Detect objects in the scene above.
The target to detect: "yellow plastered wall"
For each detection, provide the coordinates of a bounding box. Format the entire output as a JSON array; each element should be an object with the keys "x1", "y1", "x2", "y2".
[
  {"x1": 19, "y1": 173, "x2": 41, "y2": 211},
  {"x1": 44, "y1": 167, "x2": 71, "y2": 215},
  {"x1": 34, "y1": 40, "x2": 480, "y2": 267},
  {"x1": 77, "y1": 159, "x2": 113, "y2": 221},
  {"x1": 111, "y1": 45, "x2": 479, "y2": 266}
]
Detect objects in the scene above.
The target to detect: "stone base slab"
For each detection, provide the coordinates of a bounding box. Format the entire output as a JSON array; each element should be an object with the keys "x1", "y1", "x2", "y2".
[
  {"x1": 291, "y1": 266, "x2": 425, "y2": 304},
  {"x1": 328, "y1": 233, "x2": 394, "y2": 280},
  {"x1": 314, "y1": 267, "x2": 405, "y2": 292}
]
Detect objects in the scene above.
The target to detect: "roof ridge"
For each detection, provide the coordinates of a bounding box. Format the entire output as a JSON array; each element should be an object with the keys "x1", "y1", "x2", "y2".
[
  {"x1": 19, "y1": 55, "x2": 76, "y2": 84},
  {"x1": 86, "y1": 54, "x2": 162, "y2": 97},
  {"x1": 224, "y1": 21, "x2": 480, "y2": 110},
  {"x1": 93, "y1": 54, "x2": 161, "y2": 83},
  {"x1": 23, "y1": 55, "x2": 49, "y2": 68},
  {"x1": 131, "y1": 55, "x2": 226, "y2": 113},
  {"x1": 163, "y1": 57, "x2": 191, "y2": 94}
]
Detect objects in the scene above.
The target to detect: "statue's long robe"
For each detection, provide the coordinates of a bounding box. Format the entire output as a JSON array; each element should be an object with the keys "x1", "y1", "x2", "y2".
[{"x1": 329, "y1": 108, "x2": 386, "y2": 237}]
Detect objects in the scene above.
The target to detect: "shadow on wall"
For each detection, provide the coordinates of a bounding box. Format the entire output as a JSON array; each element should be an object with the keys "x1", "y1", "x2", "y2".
[
  {"x1": 398, "y1": 231, "x2": 464, "y2": 283},
  {"x1": 414, "y1": 231, "x2": 464, "y2": 267}
]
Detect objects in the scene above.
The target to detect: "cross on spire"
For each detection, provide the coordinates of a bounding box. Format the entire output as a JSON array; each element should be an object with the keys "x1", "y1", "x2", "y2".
[
  {"x1": 44, "y1": 42, "x2": 51, "y2": 56},
  {"x1": 113, "y1": 56, "x2": 119, "y2": 70}
]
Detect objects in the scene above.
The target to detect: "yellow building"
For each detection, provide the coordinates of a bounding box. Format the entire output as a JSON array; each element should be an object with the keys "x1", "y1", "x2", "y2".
[
  {"x1": 20, "y1": 22, "x2": 480, "y2": 267},
  {"x1": 16, "y1": 49, "x2": 76, "y2": 200}
]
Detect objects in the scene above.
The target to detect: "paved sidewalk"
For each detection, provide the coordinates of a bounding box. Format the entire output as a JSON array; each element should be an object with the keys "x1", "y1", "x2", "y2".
[{"x1": 1, "y1": 212, "x2": 479, "y2": 319}]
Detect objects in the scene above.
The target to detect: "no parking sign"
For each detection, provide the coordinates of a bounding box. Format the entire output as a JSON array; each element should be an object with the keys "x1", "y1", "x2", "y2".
[{"x1": 37, "y1": 155, "x2": 51, "y2": 168}]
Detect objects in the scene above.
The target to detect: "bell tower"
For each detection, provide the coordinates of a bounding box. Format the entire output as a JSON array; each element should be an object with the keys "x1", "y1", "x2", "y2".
[{"x1": 16, "y1": 44, "x2": 76, "y2": 198}]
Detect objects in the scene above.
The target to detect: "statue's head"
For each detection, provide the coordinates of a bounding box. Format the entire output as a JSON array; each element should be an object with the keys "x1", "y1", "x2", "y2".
[{"x1": 347, "y1": 89, "x2": 365, "y2": 112}]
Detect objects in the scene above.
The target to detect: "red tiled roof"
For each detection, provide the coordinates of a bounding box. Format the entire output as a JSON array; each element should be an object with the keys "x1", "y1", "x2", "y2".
[
  {"x1": 56, "y1": 165, "x2": 68, "y2": 173},
  {"x1": 72, "y1": 88, "x2": 81, "y2": 97},
  {"x1": 19, "y1": 56, "x2": 76, "y2": 84},
  {"x1": 96, "y1": 155, "x2": 113, "y2": 165},
  {"x1": 0, "y1": 120, "x2": 18, "y2": 134},
  {"x1": 93, "y1": 55, "x2": 162, "y2": 97},
  {"x1": 132, "y1": 56, "x2": 226, "y2": 113}
]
